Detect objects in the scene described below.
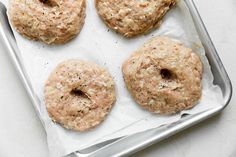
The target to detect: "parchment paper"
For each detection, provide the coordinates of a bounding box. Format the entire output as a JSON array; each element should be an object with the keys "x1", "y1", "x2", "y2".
[{"x1": 1, "y1": 0, "x2": 224, "y2": 156}]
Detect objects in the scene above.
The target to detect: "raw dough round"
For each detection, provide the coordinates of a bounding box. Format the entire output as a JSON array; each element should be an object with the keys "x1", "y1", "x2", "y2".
[
  {"x1": 8, "y1": 0, "x2": 86, "y2": 44},
  {"x1": 44, "y1": 59, "x2": 116, "y2": 131},
  {"x1": 95, "y1": 0, "x2": 176, "y2": 37},
  {"x1": 122, "y1": 36, "x2": 203, "y2": 114}
]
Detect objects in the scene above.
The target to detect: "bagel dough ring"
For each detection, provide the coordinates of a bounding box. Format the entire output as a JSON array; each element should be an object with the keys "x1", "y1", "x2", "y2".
[
  {"x1": 122, "y1": 37, "x2": 203, "y2": 114},
  {"x1": 8, "y1": 0, "x2": 86, "y2": 44},
  {"x1": 95, "y1": 0, "x2": 176, "y2": 37},
  {"x1": 44, "y1": 59, "x2": 116, "y2": 131}
]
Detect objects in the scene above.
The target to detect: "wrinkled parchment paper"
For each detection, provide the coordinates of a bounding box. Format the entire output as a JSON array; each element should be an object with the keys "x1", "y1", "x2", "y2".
[{"x1": 1, "y1": 0, "x2": 224, "y2": 156}]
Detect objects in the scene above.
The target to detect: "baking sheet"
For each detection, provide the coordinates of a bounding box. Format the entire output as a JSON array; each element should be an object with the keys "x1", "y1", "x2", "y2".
[{"x1": 0, "y1": 0, "x2": 224, "y2": 156}]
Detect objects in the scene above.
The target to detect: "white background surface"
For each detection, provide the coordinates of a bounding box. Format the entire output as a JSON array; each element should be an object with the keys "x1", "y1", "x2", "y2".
[{"x1": 0, "y1": 0, "x2": 235, "y2": 156}]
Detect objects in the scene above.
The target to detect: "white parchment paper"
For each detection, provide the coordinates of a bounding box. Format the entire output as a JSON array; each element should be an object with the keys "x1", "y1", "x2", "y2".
[{"x1": 1, "y1": 0, "x2": 224, "y2": 156}]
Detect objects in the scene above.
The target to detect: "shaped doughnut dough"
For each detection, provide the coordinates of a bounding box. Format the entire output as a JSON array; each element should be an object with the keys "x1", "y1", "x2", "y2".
[
  {"x1": 95, "y1": 0, "x2": 176, "y2": 37},
  {"x1": 44, "y1": 59, "x2": 116, "y2": 131},
  {"x1": 8, "y1": 0, "x2": 86, "y2": 44},
  {"x1": 122, "y1": 37, "x2": 203, "y2": 114}
]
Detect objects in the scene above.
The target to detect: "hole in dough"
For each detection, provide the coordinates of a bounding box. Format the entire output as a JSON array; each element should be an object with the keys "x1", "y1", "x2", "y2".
[
  {"x1": 39, "y1": 0, "x2": 57, "y2": 7},
  {"x1": 70, "y1": 89, "x2": 90, "y2": 100},
  {"x1": 160, "y1": 69, "x2": 176, "y2": 80}
]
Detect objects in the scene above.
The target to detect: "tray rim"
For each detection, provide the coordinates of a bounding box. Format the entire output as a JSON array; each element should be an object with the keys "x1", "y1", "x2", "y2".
[{"x1": 0, "y1": 0, "x2": 232, "y2": 156}]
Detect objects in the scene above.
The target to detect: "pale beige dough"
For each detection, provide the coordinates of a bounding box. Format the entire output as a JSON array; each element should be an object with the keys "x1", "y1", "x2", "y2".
[
  {"x1": 8, "y1": 0, "x2": 86, "y2": 44},
  {"x1": 122, "y1": 36, "x2": 203, "y2": 114},
  {"x1": 44, "y1": 59, "x2": 116, "y2": 131},
  {"x1": 95, "y1": 0, "x2": 176, "y2": 37}
]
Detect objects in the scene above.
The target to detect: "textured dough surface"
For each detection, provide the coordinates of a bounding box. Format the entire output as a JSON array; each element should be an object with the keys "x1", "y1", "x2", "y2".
[
  {"x1": 95, "y1": 0, "x2": 176, "y2": 37},
  {"x1": 44, "y1": 59, "x2": 116, "y2": 131},
  {"x1": 8, "y1": 0, "x2": 86, "y2": 44},
  {"x1": 122, "y1": 37, "x2": 203, "y2": 114}
]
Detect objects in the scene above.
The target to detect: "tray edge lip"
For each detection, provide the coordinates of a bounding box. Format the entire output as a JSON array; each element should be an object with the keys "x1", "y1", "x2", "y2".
[{"x1": 186, "y1": 0, "x2": 233, "y2": 110}]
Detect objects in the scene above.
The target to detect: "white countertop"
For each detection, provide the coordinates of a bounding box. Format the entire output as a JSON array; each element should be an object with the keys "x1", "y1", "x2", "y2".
[{"x1": 0, "y1": 0, "x2": 235, "y2": 156}]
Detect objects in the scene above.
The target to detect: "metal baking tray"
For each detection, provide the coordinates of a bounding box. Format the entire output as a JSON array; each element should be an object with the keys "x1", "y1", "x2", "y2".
[{"x1": 0, "y1": 0, "x2": 232, "y2": 156}]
